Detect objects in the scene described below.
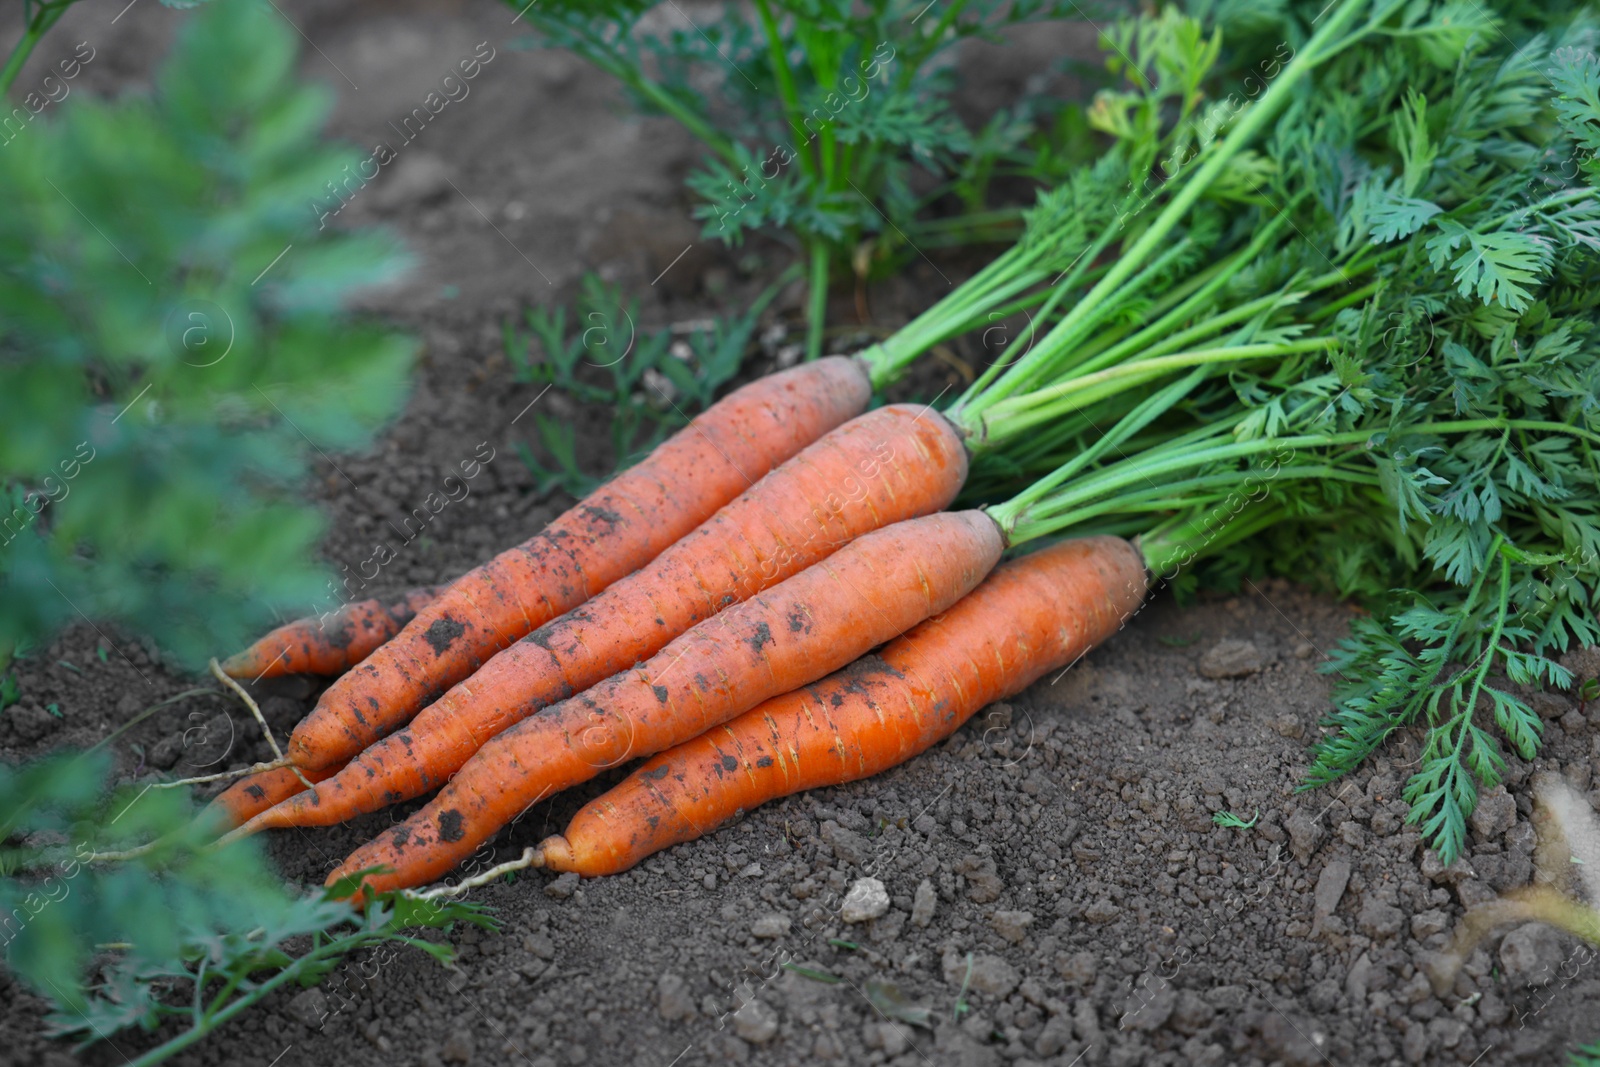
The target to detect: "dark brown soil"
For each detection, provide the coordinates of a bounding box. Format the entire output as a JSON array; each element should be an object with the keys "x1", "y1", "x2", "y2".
[{"x1": 2, "y1": 3, "x2": 1598, "y2": 1066}]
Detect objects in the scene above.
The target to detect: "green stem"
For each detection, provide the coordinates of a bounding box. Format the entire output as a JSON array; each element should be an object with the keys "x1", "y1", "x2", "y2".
[
  {"x1": 1458, "y1": 541, "x2": 1511, "y2": 725},
  {"x1": 1059, "y1": 232, "x2": 1281, "y2": 371},
  {"x1": 986, "y1": 425, "x2": 1377, "y2": 537},
  {"x1": 1306, "y1": 280, "x2": 1380, "y2": 321},
  {"x1": 909, "y1": 207, "x2": 1025, "y2": 234},
  {"x1": 573, "y1": 38, "x2": 735, "y2": 165},
  {"x1": 805, "y1": 241, "x2": 828, "y2": 362},
  {"x1": 1, "y1": 1, "x2": 73, "y2": 97},
  {"x1": 122, "y1": 934, "x2": 368, "y2": 1067},
  {"x1": 903, "y1": 0, "x2": 972, "y2": 77},
  {"x1": 1074, "y1": 288, "x2": 1301, "y2": 380},
  {"x1": 855, "y1": 220, "x2": 1113, "y2": 390},
  {"x1": 89, "y1": 689, "x2": 224, "y2": 753},
  {"x1": 995, "y1": 369, "x2": 1214, "y2": 517},
  {"x1": 957, "y1": 0, "x2": 1370, "y2": 418},
  {"x1": 976, "y1": 339, "x2": 1335, "y2": 448},
  {"x1": 1137, "y1": 501, "x2": 1292, "y2": 575},
  {"x1": 202, "y1": 964, "x2": 248, "y2": 1021},
  {"x1": 751, "y1": 0, "x2": 815, "y2": 179},
  {"x1": 191, "y1": 959, "x2": 208, "y2": 1027}
]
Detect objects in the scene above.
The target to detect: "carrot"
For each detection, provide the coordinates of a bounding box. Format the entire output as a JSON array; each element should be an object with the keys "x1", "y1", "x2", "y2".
[
  {"x1": 240, "y1": 402, "x2": 967, "y2": 829},
  {"x1": 282, "y1": 356, "x2": 873, "y2": 771},
  {"x1": 538, "y1": 537, "x2": 1147, "y2": 876},
  {"x1": 272, "y1": 4, "x2": 1354, "y2": 777},
  {"x1": 219, "y1": 586, "x2": 442, "y2": 680},
  {"x1": 204, "y1": 762, "x2": 346, "y2": 829},
  {"x1": 323, "y1": 509, "x2": 1005, "y2": 895}
]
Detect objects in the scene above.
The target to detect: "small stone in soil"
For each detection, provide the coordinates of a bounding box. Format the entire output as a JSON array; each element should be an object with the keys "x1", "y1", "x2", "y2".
[
  {"x1": 751, "y1": 914, "x2": 790, "y2": 939},
  {"x1": 731, "y1": 998, "x2": 779, "y2": 1044},
  {"x1": 954, "y1": 854, "x2": 1005, "y2": 903},
  {"x1": 1120, "y1": 976, "x2": 1176, "y2": 1031},
  {"x1": 1420, "y1": 849, "x2": 1476, "y2": 884},
  {"x1": 657, "y1": 973, "x2": 696, "y2": 1021},
  {"x1": 1356, "y1": 894, "x2": 1404, "y2": 939},
  {"x1": 440, "y1": 1029, "x2": 474, "y2": 1064},
  {"x1": 1197, "y1": 639, "x2": 1264, "y2": 679},
  {"x1": 1285, "y1": 807, "x2": 1325, "y2": 863},
  {"x1": 910, "y1": 879, "x2": 937, "y2": 927},
  {"x1": 1410, "y1": 908, "x2": 1449, "y2": 940},
  {"x1": 1084, "y1": 897, "x2": 1121, "y2": 923},
  {"x1": 544, "y1": 871, "x2": 579, "y2": 899},
  {"x1": 1468, "y1": 785, "x2": 1517, "y2": 839},
  {"x1": 6, "y1": 704, "x2": 61, "y2": 744},
  {"x1": 821, "y1": 820, "x2": 870, "y2": 866},
  {"x1": 840, "y1": 877, "x2": 890, "y2": 923},
  {"x1": 989, "y1": 910, "x2": 1033, "y2": 944},
  {"x1": 1499, "y1": 923, "x2": 1566, "y2": 988},
  {"x1": 944, "y1": 951, "x2": 1018, "y2": 998},
  {"x1": 1056, "y1": 950, "x2": 1097, "y2": 986},
  {"x1": 285, "y1": 988, "x2": 328, "y2": 1030},
  {"x1": 372, "y1": 152, "x2": 454, "y2": 211},
  {"x1": 1312, "y1": 858, "x2": 1351, "y2": 933}
]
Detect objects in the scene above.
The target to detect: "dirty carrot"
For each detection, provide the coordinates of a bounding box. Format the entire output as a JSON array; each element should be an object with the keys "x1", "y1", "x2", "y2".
[
  {"x1": 282, "y1": 356, "x2": 873, "y2": 771},
  {"x1": 270, "y1": 8, "x2": 1347, "y2": 776},
  {"x1": 322, "y1": 510, "x2": 1005, "y2": 895},
  {"x1": 203, "y1": 762, "x2": 346, "y2": 829},
  {"x1": 277, "y1": 11, "x2": 1359, "y2": 846},
  {"x1": 238, "y1": 405, "x2": 970, "y2": 830},
  {"x1": 540, "y1": 537, "x2": 1146, "y2": 876},
  {"x1": 325, "y1": 363, "x2": 1359, "y2": 892},
  {"x1": 219, "y1": 586, "x2": 442, "y2": 680}
]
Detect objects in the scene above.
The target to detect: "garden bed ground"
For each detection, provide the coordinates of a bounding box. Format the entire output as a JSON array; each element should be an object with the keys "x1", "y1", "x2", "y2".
[{"x1": 3, "y1": 3, "x2": 1599, "y2": 1065}]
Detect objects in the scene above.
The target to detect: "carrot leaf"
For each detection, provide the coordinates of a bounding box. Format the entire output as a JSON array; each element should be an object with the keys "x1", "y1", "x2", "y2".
[
  {"x1": 0, "y1": 0, "x2": 416, "y2": 671},
  {"x1": 1, "y1": 751, "x2": 495, "y2": 1063}
]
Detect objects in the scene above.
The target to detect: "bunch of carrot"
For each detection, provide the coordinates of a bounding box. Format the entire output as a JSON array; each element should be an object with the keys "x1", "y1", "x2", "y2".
[{"x1": 205, "y1": 0, "x2": 1399, "y2": 893}]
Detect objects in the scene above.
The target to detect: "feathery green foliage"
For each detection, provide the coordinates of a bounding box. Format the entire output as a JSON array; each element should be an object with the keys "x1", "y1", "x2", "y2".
[
  {"x1": 1213, "y1": 809, "x2": 1260, "y2": 829},
  {"x1": 503, "y1": 272, "x2": 785, "y2": 496},
  {"x1": 0, "y1": 750, "x2": 491, "y2": 1067},
  {"x1": 1140, "y1": 0, "x2": 1600, "y2": 862},
  {"x1": 508, "y1": 0, "x2": 1108, "y2": 359},
  {"x1": 0, "y1": 0, "x2": 415, "y2": 673}
]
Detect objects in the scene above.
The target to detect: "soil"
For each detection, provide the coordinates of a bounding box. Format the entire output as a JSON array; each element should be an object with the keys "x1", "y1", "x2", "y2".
[{"x1": 3, "y1": 3, "x2": 1600, "y2": 1066}]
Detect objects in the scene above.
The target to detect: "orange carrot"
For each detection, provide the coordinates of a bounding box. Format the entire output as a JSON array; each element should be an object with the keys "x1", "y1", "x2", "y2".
[
  {"x1": 204, "y1": 762, "x2": 346, "y2": 829},
  {"x1": 283, "y1": 357, "x2": 872, "y2": 771},
  {"x1": 538, "y1": 537, "x2": 1147, "y2": 876},
  {"x1": 324, "y1": 510, "x2": 1005, "y2": 895},
  {"x1": 219, "y1": 587, "x2": 442, "y2": 680},
  {"x1": 243, "y1": 403, "x2": 967, "y2": 828}
]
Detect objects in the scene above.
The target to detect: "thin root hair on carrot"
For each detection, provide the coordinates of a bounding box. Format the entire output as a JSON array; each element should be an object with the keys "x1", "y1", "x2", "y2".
[
  {"x1": 406, "y1": 846, "x2": 545, "y2": 903},
  {"x1": 207, "y1": 658, "x2": 316, "y2": 791},
  {"x1": 150, "y1": 754, "x2": 293, "y2": 790}
]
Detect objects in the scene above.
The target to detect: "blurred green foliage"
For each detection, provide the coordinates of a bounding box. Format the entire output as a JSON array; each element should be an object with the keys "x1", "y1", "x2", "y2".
[
  {"x1": 0, "y1": 749, "x2": 492, "y2": 1064},
  {"x1": 0, "y1": 0, "x2": 416, "y2": 673}
]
